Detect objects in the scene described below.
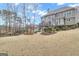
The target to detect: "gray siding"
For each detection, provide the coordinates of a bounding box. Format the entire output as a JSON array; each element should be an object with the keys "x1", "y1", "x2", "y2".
[{"x1": 42, "y1": 7, "x2": 79, "y2": 27}]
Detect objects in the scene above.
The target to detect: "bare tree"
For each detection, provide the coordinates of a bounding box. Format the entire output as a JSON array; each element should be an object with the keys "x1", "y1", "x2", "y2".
[
  {"x1": 0, "y1": 10, "x2": 2, "y2": 34},
  {"x1": 6, "y1": 3, "x2": 18, "y2": 35},
  {"x1": 32, "y1": 4, "x2": 38, "y2": 33},
  {"x1": 22, "y1": 3, "x2": 26, "y2": 33},
  {"x1": 16, "y1": 17, "x2": 22, "y2": 33},
  {"x1": 2, "y1": 9, "x2": 8, "y2": 33},
  {"x1": 6, "y1": 4, "x2": 11, "y2": 33}
]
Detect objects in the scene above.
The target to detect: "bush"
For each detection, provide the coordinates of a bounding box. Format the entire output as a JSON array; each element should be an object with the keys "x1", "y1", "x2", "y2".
[{"x1": 44, "y1": 27, "x2": 52, "y2": 33}]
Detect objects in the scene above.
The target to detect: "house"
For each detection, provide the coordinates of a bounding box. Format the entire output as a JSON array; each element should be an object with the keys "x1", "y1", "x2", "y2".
[{"x1": 41, "y1": 6, "x2": 79, "y2": 30}]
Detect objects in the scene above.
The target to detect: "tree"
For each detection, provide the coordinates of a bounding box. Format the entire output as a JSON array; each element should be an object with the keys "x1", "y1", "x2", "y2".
[
  {"x1": 22, "y1": 3, "x2": 27, "y2": 32},
  {"x1": 16, "y1": 17, "x2": 22, "y2": 33},
  {"x1": 2, "y1": 9, "x2": 8, "y2": 33},
  {"x1": 6, "y1": 3, "x2": 18, "y2": 35}
]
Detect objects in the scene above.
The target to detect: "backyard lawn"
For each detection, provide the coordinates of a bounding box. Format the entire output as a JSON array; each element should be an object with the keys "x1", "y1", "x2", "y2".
[{"x1": 0, "y1": 28, "x2": 79, "y2": 55}]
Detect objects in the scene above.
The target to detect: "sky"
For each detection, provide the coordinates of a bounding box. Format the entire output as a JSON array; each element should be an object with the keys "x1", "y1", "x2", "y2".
[{"x1": 0, "y1": 3, "x2": 79, "y2": 25}]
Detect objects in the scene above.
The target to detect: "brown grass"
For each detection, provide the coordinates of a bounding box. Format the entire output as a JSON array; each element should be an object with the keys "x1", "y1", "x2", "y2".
[{"x1": 0, "y1": 28, "x2": 79, "y2": 56}]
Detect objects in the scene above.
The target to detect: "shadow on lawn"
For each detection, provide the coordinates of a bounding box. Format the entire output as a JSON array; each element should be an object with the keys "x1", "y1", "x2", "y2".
[
  {"x1": 40, "y1": 32, "x2": 57, "y2": 35},
  {"x1": 0, "y1": 53, "x2": 8, "y2": 56}
]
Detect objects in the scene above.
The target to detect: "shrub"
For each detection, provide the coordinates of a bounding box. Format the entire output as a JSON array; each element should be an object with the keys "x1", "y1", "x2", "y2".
[{"x1": 44, "y1": 26, "x2": 52, "y2": 33}]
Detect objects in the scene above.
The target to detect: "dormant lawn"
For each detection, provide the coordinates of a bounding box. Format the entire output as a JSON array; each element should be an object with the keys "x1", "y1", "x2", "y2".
[{"x1": 0, "y1": 29, "x2": 79, "y2": 56}]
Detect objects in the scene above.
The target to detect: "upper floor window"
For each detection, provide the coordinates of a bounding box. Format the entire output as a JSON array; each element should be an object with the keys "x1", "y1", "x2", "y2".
[
  {"x1": 71, "y1": 9, "x2": 76, "y2": 16},
  {"x1": 63, "y1": 12, "x2": 67, "y2": 17},
  {"x1": 66, "y1": 10, "x2": 72, "y2": 16},
  {"x1": 55, "y1": 13, "x2": 59, "y2": 17}
]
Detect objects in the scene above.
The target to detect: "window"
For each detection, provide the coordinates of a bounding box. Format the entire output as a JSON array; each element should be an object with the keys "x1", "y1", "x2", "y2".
[
  {"x1": 67, "y1": 18, "x2": 70, "y2": 21},
  {"x1": 66, "y1": 10, "x2": 71, "y2": 17},
  {"x1": 59, "y1": 18, "x2": 60, "y2": 24},
  {"x1": 55, "y1": 13, "x2": 59, "y2": 17},
  {"x1": 64, "y1": 12, "x2": 66, "y2": 17},
  {"x1": 71, "y1": 10, "x2": 75, "y2": 16},
  {"x1": 69, "y1": 19, "x2": 70, "y2": 21},
  {"x1": 49, "y1": 21, "x2": 51, "y2": 26}
]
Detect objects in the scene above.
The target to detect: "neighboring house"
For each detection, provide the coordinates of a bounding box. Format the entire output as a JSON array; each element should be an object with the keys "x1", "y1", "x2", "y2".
[{"x1": 41, "y1": 6, "x2": 79, "y2": 28}]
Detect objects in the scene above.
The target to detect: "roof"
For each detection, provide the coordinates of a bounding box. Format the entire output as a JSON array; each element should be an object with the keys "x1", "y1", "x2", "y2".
[{"x1": 42, "y1": 6, "x2": 77, "y2": 18}]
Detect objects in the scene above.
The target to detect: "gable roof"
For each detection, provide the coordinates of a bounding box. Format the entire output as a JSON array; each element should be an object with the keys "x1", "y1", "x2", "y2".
[{"x1": 42, "y1": 6, "x2": 76, "y2": 18}]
